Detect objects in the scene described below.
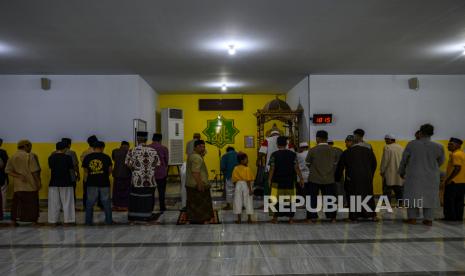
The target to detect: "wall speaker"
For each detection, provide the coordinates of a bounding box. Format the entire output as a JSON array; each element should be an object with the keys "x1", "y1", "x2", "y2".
[
  {"x1": 41, "y1": 78, "x2": 51, "y2": 90},
  {"x1": 408, "y1": 77, "x2": 419, "y2": 90}
]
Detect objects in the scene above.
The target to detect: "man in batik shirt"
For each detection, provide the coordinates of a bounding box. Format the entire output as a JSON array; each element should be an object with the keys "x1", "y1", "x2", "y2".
[{"x1": 125, "y1": 131, "x2": 160, "y2": 223}]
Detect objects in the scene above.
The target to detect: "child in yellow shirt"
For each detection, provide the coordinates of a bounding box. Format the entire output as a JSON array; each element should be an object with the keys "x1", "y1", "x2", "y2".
[{"x1": 232, "y1": 152, "x2": 254, "y2": 223}]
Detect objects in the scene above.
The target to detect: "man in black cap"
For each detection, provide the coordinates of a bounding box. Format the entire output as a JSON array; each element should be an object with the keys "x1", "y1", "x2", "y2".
[
  {"x1": 442, "y1": 137, "x2": 465, "y2": 221},
  {"x1": 125, "y1": 131, "x2": 160, "y2": 224},
  {"x1": 48, "y1": 141, "x2": 76, "y2": 225}
]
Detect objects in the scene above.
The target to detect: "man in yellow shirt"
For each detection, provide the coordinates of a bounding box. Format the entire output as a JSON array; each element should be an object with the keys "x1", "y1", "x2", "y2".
[{"x1": 443, "y1": 137, "x2": 465, "y2": 221}]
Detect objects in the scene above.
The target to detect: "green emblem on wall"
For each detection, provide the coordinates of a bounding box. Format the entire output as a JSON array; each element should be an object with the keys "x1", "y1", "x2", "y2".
[{"x1": 202, "y1": 115, "x2": 239, "y2": 148}]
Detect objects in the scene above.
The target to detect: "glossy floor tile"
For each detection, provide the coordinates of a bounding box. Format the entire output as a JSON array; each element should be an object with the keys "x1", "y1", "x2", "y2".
[{"x1": 1, "y1": 206, "x2": 465, "y2": 275}]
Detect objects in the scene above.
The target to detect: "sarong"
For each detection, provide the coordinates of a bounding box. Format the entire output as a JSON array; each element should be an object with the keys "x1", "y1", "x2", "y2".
[
  {"x1": 128, "y1": 186, "x2": 155, "y2": 221},
  {"x1": 186, "y1": 186, "x2": 214, "y2": 223},
  {"x1": 11, "y1": 191, "x2": 39, "y2": 222},
  {"x1": 113, "y1": 177, "x2": 131, "y2": 208}
]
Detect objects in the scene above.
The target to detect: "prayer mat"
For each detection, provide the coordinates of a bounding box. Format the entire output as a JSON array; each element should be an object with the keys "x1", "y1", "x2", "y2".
[{"x1": 177, "y1": 210, "x2": 220, "y2": 225}]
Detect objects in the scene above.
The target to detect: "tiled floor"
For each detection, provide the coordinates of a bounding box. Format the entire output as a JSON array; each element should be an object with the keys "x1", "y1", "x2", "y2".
[{"x1": 1, "y1": 202, "x2": 465, "y2": 275}]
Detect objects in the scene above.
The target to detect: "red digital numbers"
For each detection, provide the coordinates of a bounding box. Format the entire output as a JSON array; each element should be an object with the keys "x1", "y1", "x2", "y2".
[{"x1": 312, "y1": 114, "x2": 332, "y2": 124}]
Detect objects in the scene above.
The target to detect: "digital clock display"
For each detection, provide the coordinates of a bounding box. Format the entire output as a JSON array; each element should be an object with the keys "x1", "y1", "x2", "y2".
[{"x1": 312, "y1": 114, "x2": 333, "y2": 124}]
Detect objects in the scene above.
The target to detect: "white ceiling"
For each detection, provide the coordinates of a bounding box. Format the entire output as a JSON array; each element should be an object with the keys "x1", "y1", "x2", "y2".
[{"x1": 0, "y1": 0, "x2": 465, "y2": 93}]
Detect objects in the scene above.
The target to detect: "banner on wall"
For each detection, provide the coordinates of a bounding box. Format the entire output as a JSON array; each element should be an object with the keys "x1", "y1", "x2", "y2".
[{"x1": 202, "y1": 115, "x2": 239, "y2": 148}]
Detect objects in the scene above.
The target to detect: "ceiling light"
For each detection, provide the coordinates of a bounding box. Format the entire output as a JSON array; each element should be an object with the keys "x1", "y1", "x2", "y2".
[
  {"x1": 0, "y1": 42, "x2": 13, "y2": 54},
  {"x1": 429, "y1": 41, "x2": 465, "y2": 56},
  {"x1": 228, "y1": 45, "x2": 236, "y2": 55},
  {"x1": 202, "y1": 80, "x2": 246, "y2": 90}
]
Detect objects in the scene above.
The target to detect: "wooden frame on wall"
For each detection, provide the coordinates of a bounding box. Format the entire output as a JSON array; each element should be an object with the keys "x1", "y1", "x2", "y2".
[{"x1": 244, "y1": 135, "x2": 255, "y2": 148}]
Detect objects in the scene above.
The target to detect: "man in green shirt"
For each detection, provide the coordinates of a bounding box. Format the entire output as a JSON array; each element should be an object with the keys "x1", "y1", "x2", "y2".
[{"x1": 186, "y1": 140, "x2": 216, "y2": 224}]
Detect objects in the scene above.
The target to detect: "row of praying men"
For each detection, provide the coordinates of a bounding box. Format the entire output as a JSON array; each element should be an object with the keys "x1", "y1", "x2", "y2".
[
  {"x1": 0, "y1": 132, "x2": 169, "y2": 225},
  {"x1": 0, "y1": 123, "x2": 464, "y2": 225},
  {"x1": 219, "y1": 124, "x2": 465, "y2": 225}
]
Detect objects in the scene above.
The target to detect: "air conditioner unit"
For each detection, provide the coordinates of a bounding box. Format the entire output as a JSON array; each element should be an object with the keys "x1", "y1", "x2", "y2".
[{"x1": 161, "y1": 108, "x2": 184, "y2": 165}]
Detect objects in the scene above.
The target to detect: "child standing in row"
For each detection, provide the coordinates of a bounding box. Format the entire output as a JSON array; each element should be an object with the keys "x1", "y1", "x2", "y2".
[{"x1": 232, "y1": 152, "x2": 254, "y2": 223}]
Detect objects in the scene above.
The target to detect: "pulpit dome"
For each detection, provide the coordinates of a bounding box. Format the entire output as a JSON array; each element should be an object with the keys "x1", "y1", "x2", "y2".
[{"x1": 262, "y1": 97, "x2": 291, "y2": 111}]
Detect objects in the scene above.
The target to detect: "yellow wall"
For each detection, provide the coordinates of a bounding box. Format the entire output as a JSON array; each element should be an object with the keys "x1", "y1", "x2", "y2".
[{"x1": 158, "y1": 94, "x2": 286, "y2": 179}]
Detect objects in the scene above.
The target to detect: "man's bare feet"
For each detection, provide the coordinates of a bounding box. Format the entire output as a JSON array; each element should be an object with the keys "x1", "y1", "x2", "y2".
[
  {"x1": 288, "y1": 219, "x2": 294, "y2": 224},
  {"x1": 235, "y1": 220, "x2": 241, "y2": 224},
  {"x1": 270, "y1": 218, "x2": 278, "y2": 224}
]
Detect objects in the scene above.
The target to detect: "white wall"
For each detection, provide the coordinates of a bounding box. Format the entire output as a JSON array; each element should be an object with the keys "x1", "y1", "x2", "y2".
[
  {"x1": 287, "y1": 75, "x2": 465, "y2": 141},
  {"x1": 0, "y1": 75, "x2": 158, "y2": 142},
  {"x1": 137, "y1": 77, "x2": 157, "y2": 135}
]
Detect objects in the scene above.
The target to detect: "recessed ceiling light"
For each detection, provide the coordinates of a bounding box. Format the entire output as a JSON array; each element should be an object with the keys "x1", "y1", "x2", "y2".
[
  {"x1": 0, "y1": 42, "x2": 13, "y2": 54},
  {"x1": 201, "y1": 39, "x2": 264, "y2": 55},
  {"x1": 429, "y1": 41, "x2": 465, "y2": 56},
  {"x1": 202, "y1": 80, "x2": 246, "y2": 90},
  {"x1": 228, "y1": 45, "x2": 236, "y2": 55}
]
